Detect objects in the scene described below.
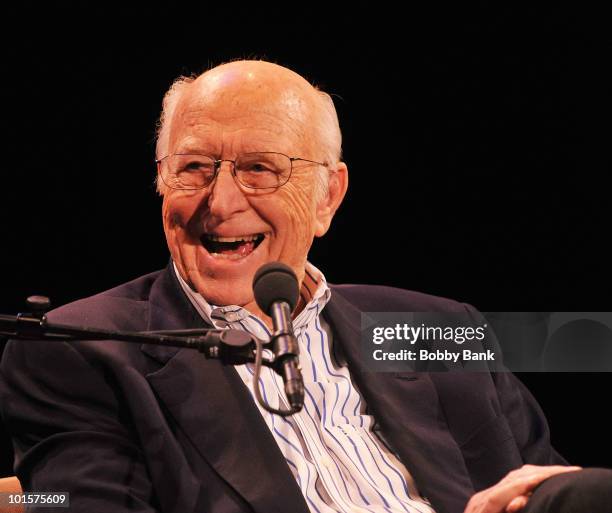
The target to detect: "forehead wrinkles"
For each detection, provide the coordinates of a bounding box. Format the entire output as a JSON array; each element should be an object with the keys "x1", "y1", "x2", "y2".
[
  {"x1": 172, "y1": 78, "x2": 316, "y2": 148},
  {"x1": 178, "y1": 107, "x2": 304, "y2": 141}
]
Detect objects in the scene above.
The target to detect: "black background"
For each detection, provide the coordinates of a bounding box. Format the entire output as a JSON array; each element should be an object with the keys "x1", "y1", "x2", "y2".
[{"x1": 1, "y1": 4, "x2": 610, "y2": 477}]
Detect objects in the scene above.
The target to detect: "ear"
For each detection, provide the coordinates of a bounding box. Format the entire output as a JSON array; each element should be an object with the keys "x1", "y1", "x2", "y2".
[{"x1": 314, "y1": 162, "x2": 349, "y2": 237}]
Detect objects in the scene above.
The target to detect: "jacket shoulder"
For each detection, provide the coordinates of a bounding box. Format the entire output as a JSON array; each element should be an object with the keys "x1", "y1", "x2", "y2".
[
  {"x1": 330, "y1": 283, "x2": 473, "y2": 313},
  {"x1": 47, "y1": 269, "x2": 165, "y2": 330}
]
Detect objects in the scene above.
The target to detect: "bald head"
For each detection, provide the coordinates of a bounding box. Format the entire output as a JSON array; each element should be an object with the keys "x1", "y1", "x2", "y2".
[
  {"x1": 155, "y1": 60, "x2": 342, "y2": 197},
  {"x1": 187, "y1": 60, "x2": 318, "y2": 117}
]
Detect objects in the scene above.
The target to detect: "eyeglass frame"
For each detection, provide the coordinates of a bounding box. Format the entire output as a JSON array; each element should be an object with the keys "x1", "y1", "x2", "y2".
[{"x1": 155, "y1": 151, "x2": 329, "y2": 191}]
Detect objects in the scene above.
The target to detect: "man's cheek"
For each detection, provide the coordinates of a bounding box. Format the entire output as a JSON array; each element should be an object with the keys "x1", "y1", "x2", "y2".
[
  {"x1": 163, "y1": 198, "x2": 193, "y2": 232},
  {"x1": 282, "y1": 204, "x2": 316, "y2": 251},
  {"x1": 164, "y1": 212, "x2": 183, "y2": 231},
  {"x1": 162, "y1": 208, "x2": 181, "y2": 251},
  {"x1": 163, "y1": 191, "x2": 204, "y2": 223},
  {"x1": 279, "y1": 181, "x2": 316, "y2": 223},
  {"x1": 276, "y1": 200, "x2": 314, "y2": 241}
]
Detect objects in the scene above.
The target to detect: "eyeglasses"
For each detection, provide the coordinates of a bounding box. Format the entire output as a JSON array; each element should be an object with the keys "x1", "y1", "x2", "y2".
[{"x1": 156, "y1": 152, "x2": 328, "y2": 191}]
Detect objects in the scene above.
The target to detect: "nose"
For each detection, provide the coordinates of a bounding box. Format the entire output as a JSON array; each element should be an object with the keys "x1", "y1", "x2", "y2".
[{"x1": 206, "y1": 161, "x2": 250, "y2": 220}]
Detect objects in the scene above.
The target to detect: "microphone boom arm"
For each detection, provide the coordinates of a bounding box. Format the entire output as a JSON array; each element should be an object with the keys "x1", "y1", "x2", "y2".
[
  {"x1": 1, "y1": 290, "x2": 301, "y2": 417},
  {"x1": 0, "y1": 310, "x2": 271, "y2": 367}
]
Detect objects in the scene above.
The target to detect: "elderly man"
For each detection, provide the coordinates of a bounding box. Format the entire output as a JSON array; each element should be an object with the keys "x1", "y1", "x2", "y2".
[{"x1": 1, "y1": 61, "x2": 610, "y2": 513}]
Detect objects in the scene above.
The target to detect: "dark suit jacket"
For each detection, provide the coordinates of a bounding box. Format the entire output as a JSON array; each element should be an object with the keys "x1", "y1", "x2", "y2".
[{"x1": 0, "y1": 263, "x2": 565, "y2": 513}]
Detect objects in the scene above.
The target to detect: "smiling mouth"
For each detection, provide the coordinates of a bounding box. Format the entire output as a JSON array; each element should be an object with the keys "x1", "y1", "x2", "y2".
[{"x1": 200, "y1": 233, "x2": 266, "y2": 260}]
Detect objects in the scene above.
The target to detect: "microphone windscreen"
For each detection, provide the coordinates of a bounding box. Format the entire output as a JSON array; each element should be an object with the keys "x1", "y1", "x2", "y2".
[{"x1": 253, "y1": 262, "x2": 299, "y2": 315}]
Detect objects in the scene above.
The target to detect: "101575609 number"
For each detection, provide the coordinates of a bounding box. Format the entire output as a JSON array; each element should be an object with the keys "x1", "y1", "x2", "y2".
[{"x1": 0, "y1": 492, "x2": 69, "y2": 507}]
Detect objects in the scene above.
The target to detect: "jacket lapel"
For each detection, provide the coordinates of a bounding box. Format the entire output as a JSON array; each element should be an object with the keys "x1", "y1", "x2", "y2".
[
  {"x1": 325, "y1": 287, "x2": 475, "y2": 513},
  {"x1": 141, "y1": 263, "x2": 309, "y2": 513}
]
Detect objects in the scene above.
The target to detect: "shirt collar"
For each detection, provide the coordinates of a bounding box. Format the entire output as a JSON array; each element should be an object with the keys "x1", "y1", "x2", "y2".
[{"x1": 172, "y1": 261, "x2": 331, "y2": 329}]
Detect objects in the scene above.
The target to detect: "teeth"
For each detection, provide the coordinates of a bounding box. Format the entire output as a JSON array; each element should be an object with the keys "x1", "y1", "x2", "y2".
[
  {"x1": 210, "y1": 252, "x2": 246, "y2": 260},
  {"x1": 205, "y1": 234, "x2": 261, "y2": 242}
]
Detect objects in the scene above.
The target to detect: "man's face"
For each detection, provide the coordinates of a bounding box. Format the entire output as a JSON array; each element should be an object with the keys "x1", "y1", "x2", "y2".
[{"x1": 161, "y1": 66, "x2": 341, "y2": 312}]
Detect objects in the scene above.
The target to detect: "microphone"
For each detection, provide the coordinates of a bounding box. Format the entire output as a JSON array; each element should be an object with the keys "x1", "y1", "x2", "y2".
[{"x1": 253, "y1": 262, "x2": 304, "y2": 411}]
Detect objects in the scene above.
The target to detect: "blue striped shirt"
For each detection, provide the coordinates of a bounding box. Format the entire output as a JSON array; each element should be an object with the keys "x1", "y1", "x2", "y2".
[{"x1": 174, "y1": 261, "x2": 436, "y2": 513}]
